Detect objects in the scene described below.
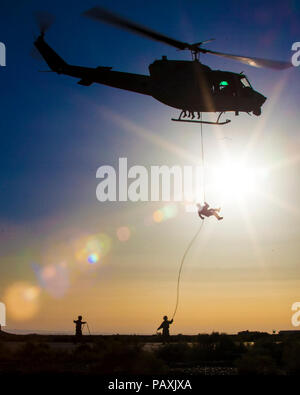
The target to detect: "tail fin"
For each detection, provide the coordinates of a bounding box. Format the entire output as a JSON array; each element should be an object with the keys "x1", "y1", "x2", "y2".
[{"x1": 34, "y1": 34, "x2": 68, "y2": 73}]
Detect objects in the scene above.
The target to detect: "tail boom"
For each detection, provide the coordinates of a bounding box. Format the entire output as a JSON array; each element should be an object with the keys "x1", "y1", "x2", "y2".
[{"x1": 34, "y1": 35, "x2": 151, "y2": 96}]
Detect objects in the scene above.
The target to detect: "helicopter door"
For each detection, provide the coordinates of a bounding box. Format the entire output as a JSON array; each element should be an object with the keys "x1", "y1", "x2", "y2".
[
  {"x1": 211, "y1": 75, "x2": 239, "y2": 111},
  {"x1": 212, "y1": 76, "x2": 237, "y2": 97},
  {"x1": 219, "y1": 79, "x2": 237, "y2": 96}
]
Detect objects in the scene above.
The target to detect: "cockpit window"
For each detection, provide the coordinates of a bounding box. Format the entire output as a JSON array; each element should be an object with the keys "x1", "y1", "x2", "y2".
[
  {"x1": 219, "y1": 80, "x2": 229, "y2": 91},
  {"x1": 240, "y1": 77, "x2": 251, "y2": 88}
]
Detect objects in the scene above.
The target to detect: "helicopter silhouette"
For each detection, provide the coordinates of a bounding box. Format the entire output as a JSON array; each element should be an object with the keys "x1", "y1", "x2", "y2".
[{"x1": 34, "y1": 8, "x2": 291, "y2": 125}]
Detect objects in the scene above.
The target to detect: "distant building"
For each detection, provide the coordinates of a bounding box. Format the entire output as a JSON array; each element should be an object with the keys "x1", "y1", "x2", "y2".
[
  {"x1": 237, "y1": 330, "x2": 268, "y2": 336},
  {"x1": 279, "y1": 330, "x2": 300, "y2": 336}
]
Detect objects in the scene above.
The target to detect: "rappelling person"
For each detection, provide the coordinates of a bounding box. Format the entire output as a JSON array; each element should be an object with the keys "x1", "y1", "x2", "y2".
[
  {"x1": 197, "y1": 202, "x2": 223, "y2": 220},
  {"x1": 73, "y1": 315, "x2": 86, "y2": 340},
  {"x1": 157, "y1": 315, "x2": 173, "y2": 343}
]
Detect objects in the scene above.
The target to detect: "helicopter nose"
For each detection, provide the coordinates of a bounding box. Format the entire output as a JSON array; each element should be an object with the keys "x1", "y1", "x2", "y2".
[
  {"x1": 257, "y1": 92, "x2": 266, "y2": 105},
  {"x1": 252, "y1": 90, "x2": 266, "y2": 105},
  {"x1": 252, "y1": 91, "x2": 266, "y2": 116}
]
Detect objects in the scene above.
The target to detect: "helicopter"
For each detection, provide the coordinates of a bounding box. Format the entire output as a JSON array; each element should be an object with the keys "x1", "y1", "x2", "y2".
[{"x1": 34, "y1": 7, "x2": 291, "y2": 125}]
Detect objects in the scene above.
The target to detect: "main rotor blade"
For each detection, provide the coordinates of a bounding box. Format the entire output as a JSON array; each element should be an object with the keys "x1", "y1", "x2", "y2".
[
  {"x1": 83, "y1": 7, "x2": 291, "y2": 70},
  {"x1": 202, "y1": 48, "x2": 292, "y2": 70},
  {"x1": 83, "y1": 6, "x2": 189, "y2": 50},
  {"x1": 193, "y1": 39, "x2": 215, "y2": 46}
]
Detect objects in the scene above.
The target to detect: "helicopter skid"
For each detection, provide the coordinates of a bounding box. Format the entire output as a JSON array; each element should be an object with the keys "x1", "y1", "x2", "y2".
[
  {"x1": 172, "y1": 110, "x2": 231, "y2": 125},
  {"x1": 171, "y1": 118, "x2": 231, "y2": 125}
]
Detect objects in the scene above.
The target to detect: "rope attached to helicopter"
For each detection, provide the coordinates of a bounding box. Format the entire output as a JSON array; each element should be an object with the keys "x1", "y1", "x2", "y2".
[
  {"x1": 171, "y1": 221, "x2": 204, "y2": 320},
  {"x1": 200, "y1": 115, "x2": 206, "y2": 202},
  {"x1": 171, "y1": 117, "x2": 207, "y2": 320},
  {"x1": 171, "y1": 120, "x2": 224, "y2": 320}
]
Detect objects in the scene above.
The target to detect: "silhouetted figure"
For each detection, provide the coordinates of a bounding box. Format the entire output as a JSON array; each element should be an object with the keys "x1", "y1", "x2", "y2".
[
  {"x1": 157, "y1": 315, "x2": 173, "y2": 343},
  {"x1": 188, "y1": 111, "x2": 195, "y2": 119},
  {"x1": 197, "y1": 202, "x2": 223, "y2": 220},
  {"x1": 73, "y1": 315, "x2": 86, "y2": 340}
]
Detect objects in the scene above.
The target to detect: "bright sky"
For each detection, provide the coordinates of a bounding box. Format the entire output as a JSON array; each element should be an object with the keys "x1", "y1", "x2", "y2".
[{"x1": 0, "y1": 0, "x2": 300, "y2": 334}]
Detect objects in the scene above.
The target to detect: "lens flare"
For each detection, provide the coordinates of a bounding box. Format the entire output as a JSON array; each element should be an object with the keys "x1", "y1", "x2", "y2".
[
  {"x1": 153, "y1": 204, "x2": 178, "y2": 223},
  {"x1": 153, "y1": 210, "x2": 164, "y2": 223},
  {"x1": 32, "y1": 263, "x2": 69, "y2": 298},
  {"x1": 4, "y1": 282, "x2": 40, "y2": 321},
  {"x1": 116, "y1": 226, "x2": 131, "y2": 242},
  {"x1": 73, "y1": 233, "x2": 112, "y2": 264},
  {"x1": 43, "y1": 265, "x2": 56, "y2": 279},
  {"x1": 88, "y1": 253, "x2": 99, "y2": 264},
  {"x1": 162, "y1": 204, "x2": 178, "y2": 219}
]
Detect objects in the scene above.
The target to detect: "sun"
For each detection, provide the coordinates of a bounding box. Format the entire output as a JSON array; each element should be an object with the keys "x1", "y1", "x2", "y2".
[{"x1": 209, "y1": 160, "x2": 268, "y2": 202}]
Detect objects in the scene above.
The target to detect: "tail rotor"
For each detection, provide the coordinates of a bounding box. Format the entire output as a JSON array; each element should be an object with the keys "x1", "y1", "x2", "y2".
[{"x1": 34, "y1": 11, "x2": 55, "y2": 37}]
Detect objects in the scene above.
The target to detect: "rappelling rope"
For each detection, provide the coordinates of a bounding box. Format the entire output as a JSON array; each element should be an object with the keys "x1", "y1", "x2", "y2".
[
  {"x1": 171, "y1": 221, "x2": 204, "y2": 320},
  {"x1": 200, "y1": 113, "x2": 206, "y2": 202},
  {"x1": 171, "y1": 113, "x2": 206, "y2": 320}
]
